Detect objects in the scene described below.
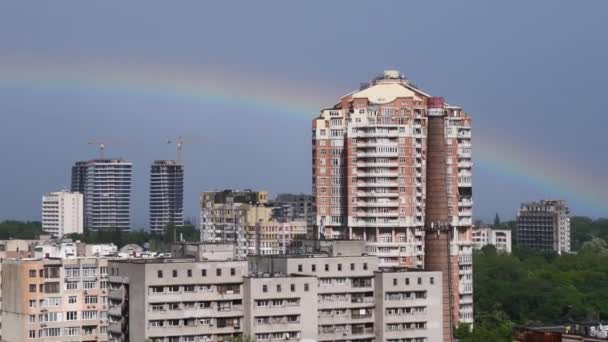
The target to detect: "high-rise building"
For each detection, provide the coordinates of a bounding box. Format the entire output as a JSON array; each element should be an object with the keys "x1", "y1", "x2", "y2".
[
  {"x1": 71, "y1": 159, "x2": 132, "y2": 231},
  {"x1": 516, "y1": 200, "x2": 571, "y2": 254},
  {"x1": 149, "y1": 160, "x2": 184, "y2": 234},
  {"x1": 41, "y1": 190, "x2": 84, "y2": 237},
  {"x1": 312, "y1": 70, "x2": 474, "y2": 328}
]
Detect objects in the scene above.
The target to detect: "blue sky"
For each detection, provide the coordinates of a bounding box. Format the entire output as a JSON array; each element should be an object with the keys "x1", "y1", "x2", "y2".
[{"x1": 1, "y1": 1, "x2": 607, "y2": 227}]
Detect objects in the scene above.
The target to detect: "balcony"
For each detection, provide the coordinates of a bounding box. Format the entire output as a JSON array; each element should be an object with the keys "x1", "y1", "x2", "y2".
[
  {"x1": 458, "y1": 160, "x2": 473, "y2": 168},
  {"x1": 357, "y1": 161, "x2": 398, "y2": 168},
  {"x1": 356, "y1": 181, "x2": 399, "y2": 188},
  {"x1": 356, "y1": 191, "x2": 399, "y2": 198},
  {"x1": 357, "y1": 171, "x2": 398, "y2": 177},
  {"x1": 356, "y1": 201, "x2": 398, "y2": 208}
]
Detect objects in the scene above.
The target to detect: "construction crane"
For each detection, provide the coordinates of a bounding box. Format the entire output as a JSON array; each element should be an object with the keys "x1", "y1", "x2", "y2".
[
  {"x1": 88, "y1": 141, "x2": 110, "y2": 159},
  {"x1": 166, "y1": 136, "x2": 185, "y2": 163}
]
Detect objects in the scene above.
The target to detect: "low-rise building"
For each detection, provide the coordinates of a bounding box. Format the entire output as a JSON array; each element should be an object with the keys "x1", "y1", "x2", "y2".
[{"x1": 472, "y1": 227, "x2": 512, "y2": 253}]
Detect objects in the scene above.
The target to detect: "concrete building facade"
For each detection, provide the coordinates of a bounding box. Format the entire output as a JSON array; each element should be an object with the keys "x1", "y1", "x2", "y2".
[
  {"x1": 472, "y1": 227, "x2": 512, "y2": 253},
  {"x1": 271, "y1": 193, "x2": 316, "y2": 226},
  {"x1": 149, "y1": 160, "x2": 184, "y2": 234},
  {"x1": 1, "y1": 257, "x2": 109, "y2": 342},
  {"x1": 516, "y1": 200, "x2": 570, "y2": 254},
  {"x1": 71, "y1": 159, "x2": 133, "y2": 231},
  {"x1": 42, "y1": 190, "x2": 84, "y2": 237},
  {"x1": 312, "y1": 70, "x2": 474, "y2": 326}
]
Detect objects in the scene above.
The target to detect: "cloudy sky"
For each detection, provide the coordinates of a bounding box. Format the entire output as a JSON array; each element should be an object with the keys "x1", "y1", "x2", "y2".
[{"x1": 1, "y1": 1, "x2": 607, "y2": 227}]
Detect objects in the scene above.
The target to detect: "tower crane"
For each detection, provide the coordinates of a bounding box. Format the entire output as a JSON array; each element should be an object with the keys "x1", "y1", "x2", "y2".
[{"x1": 88, "y1": 140, "x2": 111, "y2": 159}]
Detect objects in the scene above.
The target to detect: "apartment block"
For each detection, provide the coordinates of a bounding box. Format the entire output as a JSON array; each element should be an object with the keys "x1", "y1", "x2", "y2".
[
  {"x1": 516, "y1": 200, "x2": 570, "y2": 254},
  {"x1": 149, "y1": 160, "x2": 184, "y2": 234},
  {"x1": 71, "y1": 159, "x2": 133, "y2": 231},
  {"x1": 107, "y1": 258, "x2": 249, "y2": 342},
  {"x1": 312, "y1": 70, "x2": 473, "y2": 326},
  {"x1": 1, "y1": 257, "x2": 109, "y2": 341},
  {"x1": 271, "y1": 193, "x2": 316, "y2": 226},
  {"x1": 243, "y1": 275, "x2": 318, "y2": 342},
  {"x1": 42, "y1": 190, "x2": 84, "y2": 237},
  {"x1": 472, "y1": 227, "x2": 512, "y2": 253}
]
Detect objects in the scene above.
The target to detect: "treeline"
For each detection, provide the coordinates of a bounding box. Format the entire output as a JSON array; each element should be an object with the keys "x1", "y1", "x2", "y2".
[
  {"x1": 0, "y1": 220, "x2": 199, "y2": 250},
  {"x1": 0, "y1": 220, "x2": 44, "y2": 239},
  {"x1": 456, "y1": 240, "x2": 608, "y2": 341}
]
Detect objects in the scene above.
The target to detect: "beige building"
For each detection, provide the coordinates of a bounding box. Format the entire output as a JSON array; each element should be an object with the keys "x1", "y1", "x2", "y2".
[
  {"x1": 312, "y1": 70, "x2": 474, "y2": 325},
  {"x1": 1, "y1": 257, "x2": 109, "y2": 341},
  {"x1": 105, "y1": 241, "x2": 443, "y2": 342},
  {"x1": 472, "y1": 227, "x2": 512, "y2": 253},
  {"x1": 42, "y1": 190, "x2": 84, "y2": 237}
]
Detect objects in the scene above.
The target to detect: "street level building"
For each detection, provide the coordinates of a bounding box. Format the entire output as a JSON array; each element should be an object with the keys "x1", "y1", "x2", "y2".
[
  {"x1": 149, "y1": 160, "x2": 184, "y2": 234},
  {"x1": 42, "y1": 190, "x2": 84, "y2": 237},
  {"x1": 516, "y1": 200, "x2": 570, "y2": 254}
]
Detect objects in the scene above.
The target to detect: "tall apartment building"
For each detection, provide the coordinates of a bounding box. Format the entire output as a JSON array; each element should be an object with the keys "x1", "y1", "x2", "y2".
[
  {"x1": 108, "y1": 241, "x2": 443, "y2": 342},
  {"x1": 516, "y1": 200, "x2": 571, "y2": 254},
  {"x1": 472, "y1": 227, "x2": 512, "y2": 253},
  {"x1": 1, "y1": 257, "x2": 109, "y2": 341},
  {"x1": 149, "y1": 160, "x2": 184, "y2": 234},
  {"x1": 71, "y1": 159, "x2": 132, "y2": 231},
  {"x1": 312, "y1": 70, "x2": 474, "y2": 327},
  {"x1": 42, "y1": 190, "x2": 84, "y2": 237},
  {"x1": 271, "y1": 193, "x2": 316, "y2": 226}
]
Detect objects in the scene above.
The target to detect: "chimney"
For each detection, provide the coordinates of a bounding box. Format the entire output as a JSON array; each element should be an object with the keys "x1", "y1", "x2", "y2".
[{"x1": 424, "y1": 96, "x2": 454, "y2": 341}]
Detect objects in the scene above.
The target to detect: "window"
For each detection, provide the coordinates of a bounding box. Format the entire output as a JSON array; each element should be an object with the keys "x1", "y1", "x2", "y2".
[
  {"x1": 338, "y1": 264, "x2": 342, "y2": 271},
  {"x1": 66, "y1": 311, "x2": 78, "y2": 321},
  {"x1": 68, "y1": 296, "x2": 77, "y2": 304},
  {"x1": 216, "y1": 268, "x2": 222, "y2": 277},
  {"x1": 29, "y1": 330, "x2": 36, "y2": 339},
  {"x1": 83, "y1": 281, "x2": 96, "y2": 289},
  {"x1": 290, "y1": 284, "x2": 295, "y2": 292},
  {"x1": 311, "y1": 264, "x2": 316, "y2": 272},
  {"x1": 44, "y1": 282, "x2": 60, "y2": 293},
  {"x1": 82, "y1": 310, "x2": 97, "y2": 320},
  {"x1": 29, "y1": 284, "x2": 36, "y2": 293},
  {"x1": 173, "y1": 270, "x2": 178, "y2": 278},
  {"x1": 82, "y1": 267, "x2": 96, "y2": 277},
  {"x1": 202, "y1": 269, "x2": 207, "y2": 277},
  {"x1": 262, "y1": 285, "x2": 268, "y2": 293},
  {"x1": 187, "y1": 269, "x2": 192, "y2": 277},
  {"x1": 46, "y1": 327, "x2": 61, "y2": 337},
  {"x1": 350, "y1": 263, "x2": 355, "y2": 271},
  {"x1": 151, "y1": 286, "x2": 164, "y2": 293},
  {"x1": 418, "y1": 277, "x2": 422, "y2": 285},
  {"x1": 276, "y1": 284, "x2": 282, "y2": 292},
  {"x1": 184, "y1": 285, "x2": 195, "y2": 293},
  {"x1": 304, "y1": 283, "x2": 309, "y2": 292},
  {"x1": 231, "y1": 268, "x2": 236, "y2": 276},
  {"x1": 64, "y1": 327, "x2": 80, "y2": 336},
  {"x1": 157, "y1": 270, "x2": 163, "y2": 278},
  {"x1": 99, "y1": 266, "x2": 107, "y2": 276},
  {"x1": 168, "y1": 286, "x2": 180, "y2": 293},
  {"x1": 29, "y1": 270, "x2": 36, "y2": 278},
  {"x1": 85, "y1": 296, "x2": 98, "y2": 304},
  {"x1": 363, "y1": 263, "x2": 368, "y2": 270},
  {"x1": 325, "y1": 264, "x2": 329, "y2": 271},
  {"x1": 298, "y1": 264, "x2": 303, "y2": 272},
  {"x1": 430, "y1": 277, "x2": 434, "y2": 285},
  {"x1": 29, "y1": 300, "x2": 36, "y2": 308},
  {"x1": 393, "y1": 278, "x2": 397, "y2": 286},
  {"x1": 66, "y1": 281, "x2": 79, "y2": 290},
  {"x1": 29, "y1": 315, "x2": 36, "y2": 323}
]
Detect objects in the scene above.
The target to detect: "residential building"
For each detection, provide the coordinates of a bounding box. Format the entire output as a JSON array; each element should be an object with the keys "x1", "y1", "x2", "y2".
[
  {"x1": 1, "y1": 257, "x2": 110, "y2": 341},
  {"x1": 312, "y1": 70, "x2": 474, "y2": 328},
  {"x1": 271, "y1": 193, "x2": 316, "y2": 226},
  {"x1": 248, "y1": 220, "x2": 308, "y2": 256},
  {"x1": 107, "y1": 241, "x2": 444, "y2": 342},
  {"x1": 71, "y1": 159, "x2": 132, "y2": 231},
  {"x1": 107, "y1": 256, "x2": 248, "y2": 342},
  {"x1": 472, "y1": 227, "x2": 512, "y2": 253},
  {"x1": 513, "y1": 323, "x2": 608, "y2": 342},
  {"x1": 149, "y1": 160, "x2": 184, "y2": 234},
  {"x1": 516, "y1": 200, "x2": 571, "y2": 254},
  {"x1": 42, "y1": 190, "x2": 84, "y2": 237}
]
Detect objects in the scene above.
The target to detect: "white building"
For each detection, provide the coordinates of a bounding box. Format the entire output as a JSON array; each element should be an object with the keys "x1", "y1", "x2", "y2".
[
  {"x1": 472, "y1": 227, "x2": 512, "y2": 253},
  {"x1": 42, "y1": 191, "x2": 84, "y2": 237}
]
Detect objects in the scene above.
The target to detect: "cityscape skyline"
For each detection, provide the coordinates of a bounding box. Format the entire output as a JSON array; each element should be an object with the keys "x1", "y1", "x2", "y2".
[{"x1": 1, "y1": 1, "x2": 607, "y2": 226}]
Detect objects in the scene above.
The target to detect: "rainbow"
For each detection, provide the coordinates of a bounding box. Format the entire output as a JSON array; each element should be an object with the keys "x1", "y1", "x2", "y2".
[{"x1": 0, "y1": 57, "x2": 606, "y2": 215}]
